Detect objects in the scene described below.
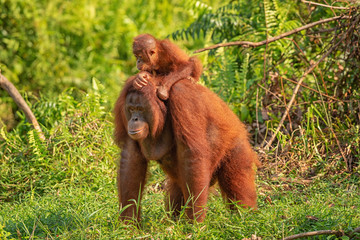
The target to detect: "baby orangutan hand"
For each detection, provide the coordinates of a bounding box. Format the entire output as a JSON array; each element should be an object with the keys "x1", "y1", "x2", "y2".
[{"x1": 133, "y1": 71, "x2": 152, "y2": 90}]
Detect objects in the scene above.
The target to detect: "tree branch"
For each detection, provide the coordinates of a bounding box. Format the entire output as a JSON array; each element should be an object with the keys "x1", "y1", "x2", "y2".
[
  {"x1": 0, "y1": 72, "x2": 45, "y2": 140},
  {"x1": 302, "y1": 0, "x2": 350, "y2": 10},
  {"x1": 194, "y1": 16, "x2": 348, "y2": 53},
  {"x1": 282, "y1": 76, "x2": 340, "y2": 102},
  {"x1": 264, "y1": 14, "x2": 359, "y2": 149}
]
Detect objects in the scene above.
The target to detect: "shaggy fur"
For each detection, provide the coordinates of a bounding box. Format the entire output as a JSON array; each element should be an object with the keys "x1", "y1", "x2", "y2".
[
  {"x1": 132, "y1": 34, "x2": 202, "y2": 100},
  {"x1": 114, "y1": 77, "x2": 259, "y2": 222}
]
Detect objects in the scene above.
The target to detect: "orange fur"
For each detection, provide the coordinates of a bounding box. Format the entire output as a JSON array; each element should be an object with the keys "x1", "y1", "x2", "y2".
[
  {"x1": 132, "y1": 34, "x2": 203, "y2": 100},
  {"x1": 114, "y1": 76, "x2": 259, "y2": 223}
]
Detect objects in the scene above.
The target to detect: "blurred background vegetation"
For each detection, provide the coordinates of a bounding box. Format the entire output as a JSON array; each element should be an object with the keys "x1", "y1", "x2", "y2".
[
  {"x1": 1, "y1": 0, "x2": 360, "y2": 194},
  {"x1": 0, "y1": 0, "x2": 213, "y2": 128},
  {"x1": 1, "y1": 0, "x2": 359, "y2": 238}
]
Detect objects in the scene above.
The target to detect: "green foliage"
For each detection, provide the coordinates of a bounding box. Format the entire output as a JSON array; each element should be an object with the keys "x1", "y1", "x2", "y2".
[
  {"x1": 0, "y1": 0, "x2": 213, "y2": 129},
  {"x1": 0, "y1": 0, "x2": 120, "y2": 92},
  {"x1": 0, "y1": 222, "x2": 12, "y2": 240},
  {"x1": 173, "y1": 0, "x2": 360, "y2": 174},
  {"x1": 0, "y1": 80, "x2": 117, "y2": 201},
  {"x1": 1, "y1": 0, "x2": 360, "y2": 238},
  {"x1": 0, "y1": 168, "x2": 359, "y2": 239},
  {"x1": 0, "y1": 0, "x2": 203, "y2": 94},
  {"x1": 174, "y1": 0, "x2": 302, "y2": 122}
]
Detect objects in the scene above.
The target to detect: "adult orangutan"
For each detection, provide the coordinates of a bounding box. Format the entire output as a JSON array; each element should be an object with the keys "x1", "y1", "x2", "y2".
[
  {"x1": 114, "y1": 73, "x2": 259, "y2": 223},
  {"x1": 132, "y1": 34, "x2": 202, "y2": 100}
]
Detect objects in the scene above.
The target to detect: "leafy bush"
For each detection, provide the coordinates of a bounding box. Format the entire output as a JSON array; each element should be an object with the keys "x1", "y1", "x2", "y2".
[
  {"x1": 0, "y1": 0, "x2": 209, "y2": 92},
  {"x1": 0, "y1": 3, "x2": 359, "y2": 238},
  {"x1": 0, "y1": 80, "x2": 117, "y2": 201},
  {"x1": 0, "y1": 0, "x2": 122, "y2": 92},
  {"x1": 173, "y1": 0, "x2": 360, "y2": 174},
  {"x1": 0, "y1": 0, "x2": 213, "y2": 129}
]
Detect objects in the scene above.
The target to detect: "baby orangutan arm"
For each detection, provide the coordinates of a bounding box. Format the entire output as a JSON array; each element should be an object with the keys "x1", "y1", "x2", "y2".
[
  {"x1": 157, "y1": 57, "x2": 202, "y2": 100},
  {"x1": 132, "y1": 34, "x2": 202, "y2": 101},
  {"x1": 156, "y1": 66, "x2": 194, "y2": 100}
]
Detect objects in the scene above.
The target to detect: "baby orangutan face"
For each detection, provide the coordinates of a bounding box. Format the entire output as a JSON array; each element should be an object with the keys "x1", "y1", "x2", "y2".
[{"x1": 133, "y1": 34, "x2": 159, "y2": 72}]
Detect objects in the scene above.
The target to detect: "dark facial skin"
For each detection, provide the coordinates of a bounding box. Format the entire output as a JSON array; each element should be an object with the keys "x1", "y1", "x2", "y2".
[
  {"x1": 133, "y1": 35, "x2": 159, "y2": 72},
  {"x1": 125, "y1": 92, "x2": 152, "y2": 141},
  {"x1": 134, "y1": 48, "x2": 157, "y2": 72},
  {"x1": 124, "y1": 91, "x2": 173, "y2": 160}
]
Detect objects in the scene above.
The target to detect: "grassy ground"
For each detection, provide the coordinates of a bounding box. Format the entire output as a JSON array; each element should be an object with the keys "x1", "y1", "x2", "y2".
[
  {"x1": 1, "y1": 167, "x2": 359, "y2": 239},
  {"x1": 1, "y1": 87, "x2": 359, "y2": 239}
]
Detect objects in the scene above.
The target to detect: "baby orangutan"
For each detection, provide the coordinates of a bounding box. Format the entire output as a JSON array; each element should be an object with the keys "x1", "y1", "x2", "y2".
[{"x1": 132, "y1": 34, "x2": 202, "y2": 100}]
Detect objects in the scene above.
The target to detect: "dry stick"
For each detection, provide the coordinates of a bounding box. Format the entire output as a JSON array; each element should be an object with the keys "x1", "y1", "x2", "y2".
[
  {"x1": 282, "y1": 75, "x2": 340, "y2": 102},
  {"x1": 283, "y1": 230, "x2": 344, "y2": 240},
  {"x1": 284, "y1": 36, "x2": 348, "y2": 166},
  {"x1": 194, "y1": 16, "x2": 348, "y2": 53},
  {"x1": 0, "y1": 73, "x2": 45, "y2": 140},
  {"x1": 313, "y1": 27, "x2": 337, "y2": 34},
  {"x1": 281, "y1": 38, "x2": 334, "y2": 98},
  {"x1": 322, "y1": 0, "x2": 342, "y2": 30},
  {"x1": 260, "y1": 3, "x2": 271, "y2": 141},
  {"x1": 264, "y1": 20, "x2": 353, "y2": 149},
  {"x1": 291, "y1": 38, "x2": 336, "y2": 134},
  {"x1": 302, "y1": 0, "x2": 350, "y2": 10},
  {"x1": 314, "y1": 71, "x2": 349, "y2": 169},
  {"x1": 284, "y1": 227, "x2": 360, "y2": 240},
  {"x1": 280, "y1": 76, "x2": 293, "y2": 132},
  {"x1": 257, "y1": 83, "x2": 283, "y2": 103}
]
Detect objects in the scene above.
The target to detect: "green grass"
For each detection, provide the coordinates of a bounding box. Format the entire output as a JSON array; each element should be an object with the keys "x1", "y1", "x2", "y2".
[
  {"x1": 1, "y1": 84, "x2": 359, "y2": 239},
  {"x1": 0, "y1": 171, "x2": 359, "y2": 239},
  {"x1": 1, "y1": 1, "x2": 359, "y2": 238}
]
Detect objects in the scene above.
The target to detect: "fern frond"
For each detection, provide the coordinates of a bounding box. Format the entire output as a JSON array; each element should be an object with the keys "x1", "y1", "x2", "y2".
[
  {"x1": 172, "y1": 0, "x2": 213, "y2": 40},
  {"x1": 184, "y1": 0, "x2": 213, "y2": 15},
  {"x1": 238, "y1": 53, "x2": 250, "y2": 99},
  {"x1": 28, "y1": 130, "x2": 42, "y2": 158},
  {"x1": 1, "y1": 127, "x2": 9, "y2": 142},
  {"x1": 264, "y1": 0, "x2": 278, "y2": 34},
  {"x1": 203, "y1": 49, "x2": 238, "y2": 99}
]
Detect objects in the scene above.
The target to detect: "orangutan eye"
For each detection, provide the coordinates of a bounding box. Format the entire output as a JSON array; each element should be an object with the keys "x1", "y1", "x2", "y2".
[{"x1": 127, "y1": 106, "x2": 135, "y2": 113}]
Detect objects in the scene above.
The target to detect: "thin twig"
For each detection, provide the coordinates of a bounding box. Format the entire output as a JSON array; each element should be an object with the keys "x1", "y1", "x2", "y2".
[
  {"x1": 194, "y1": 16, "x2": 348, "y2": 53},
  {"x1": 256, "y1": 83, "x2": 283, "y2": 103},
  {"x1": 283, "y1": 230, "x2": 344, "y2": 240},
  {"x1": 313, "y1": 27, "x2": 337, "y2": 34},
  {"x1": 284, "y1": 227, "x2": 360, "y2": 240},
  {"x1": 302, "y1": 0, "x2": 350, "y2": 10},
  {"x1": 283, "y1": 34, "x2": 346, "y2": 166},
  {"x1": 255, "y1": 88, "x2": 263, "y2": 141},
  {"x1": 280, "y1": 76, "x2": 293, "y2": 132},
  {"x1": 0, "y1": 72, "x2": 45, "y2": 140},
  {"x1": 282, "y1": 37, "x2": 334, "y2": 99},
  {"x1": 282, "y1": 76, "x2": 341, "y2": 102},
  {"x1": 264, "y1": 17, "x2": 356, "y2": 149}
]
